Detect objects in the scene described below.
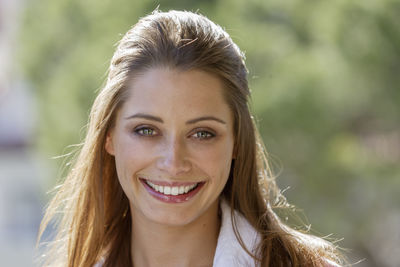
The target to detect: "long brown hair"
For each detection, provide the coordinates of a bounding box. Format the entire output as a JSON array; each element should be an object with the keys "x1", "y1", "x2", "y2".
[{"x1": 38, "y1": 10, "x2": 344, "y2": 267}]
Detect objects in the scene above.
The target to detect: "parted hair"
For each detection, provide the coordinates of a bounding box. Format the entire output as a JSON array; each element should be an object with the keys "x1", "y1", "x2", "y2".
[{"x1": 38, "y1": 10, "x2": 343, "y2": 267}]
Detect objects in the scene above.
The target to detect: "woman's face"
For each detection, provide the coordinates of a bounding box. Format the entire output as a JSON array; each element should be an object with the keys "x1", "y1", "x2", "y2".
[{"x1": 105, "y1": 68, "x2": 235, "y2": 226}]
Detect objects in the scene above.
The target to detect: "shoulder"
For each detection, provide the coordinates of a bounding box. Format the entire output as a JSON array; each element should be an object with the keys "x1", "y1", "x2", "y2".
[
  {"x1": 213, "y1": 199, "x2": 260, "y2": 266},
  {"x1": 219, "y1": 198, "x2": 260, "y2": 246}
]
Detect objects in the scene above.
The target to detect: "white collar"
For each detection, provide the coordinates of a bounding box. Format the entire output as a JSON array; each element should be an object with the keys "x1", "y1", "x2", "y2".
[
  {"x1": 94, "y1": 199, "x2": 261, "y2": 267},
  {"x1": 213, "y1": 199, "x2": 261, "y2": 267}
]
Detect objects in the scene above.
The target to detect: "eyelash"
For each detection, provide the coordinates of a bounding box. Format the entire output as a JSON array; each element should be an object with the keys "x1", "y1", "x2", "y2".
[
  {"x1": 134, "y1": 126, "x2": 158, "y2": 137},
  {"x1": 133, "y1": 126, "x2": 215, "y2": 140},
  {"x1": 191, "y1": 130, "x2": 215, "y2": 140}
]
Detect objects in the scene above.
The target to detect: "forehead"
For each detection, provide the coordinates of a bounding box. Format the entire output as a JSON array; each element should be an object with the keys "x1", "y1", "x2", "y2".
[{"x1": 119, "y1": 68, "x2": 233, "y2": 122}]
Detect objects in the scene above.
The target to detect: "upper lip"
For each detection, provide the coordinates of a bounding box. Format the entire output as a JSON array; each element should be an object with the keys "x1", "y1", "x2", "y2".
[{"x1": 139, "y1": 177, "x2": 204, "y2": 187}]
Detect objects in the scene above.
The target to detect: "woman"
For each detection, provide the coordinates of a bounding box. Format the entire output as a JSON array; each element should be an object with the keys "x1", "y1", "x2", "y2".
[{"x1": 38, "y1": 10, "x2": 344, "y2": 267}]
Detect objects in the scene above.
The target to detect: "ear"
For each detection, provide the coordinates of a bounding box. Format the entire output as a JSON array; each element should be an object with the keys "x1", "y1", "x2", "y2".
[{"x1": 105, "y1": 132, "x2": 115, "y2": 155}]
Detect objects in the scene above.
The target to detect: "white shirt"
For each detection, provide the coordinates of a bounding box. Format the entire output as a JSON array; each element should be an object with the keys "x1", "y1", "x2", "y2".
[
  {"x1": 213, "y1": 199, "x2": 260, "y2": 267},
  {"x1": 95, "y1": 199, "x2": 261, "y2": 267}
]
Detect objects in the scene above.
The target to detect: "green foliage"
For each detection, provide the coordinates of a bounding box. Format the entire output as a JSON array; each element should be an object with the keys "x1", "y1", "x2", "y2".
[{"x1": 18, "y1": 0, "x2": 400, "y2": 265}]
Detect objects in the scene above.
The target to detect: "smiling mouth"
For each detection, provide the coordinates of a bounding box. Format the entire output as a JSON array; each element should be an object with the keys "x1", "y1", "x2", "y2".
[
  {"x1": 139, "y1": 178, "x2": 205, "y2": 203},
  {"x1": 145, "y1": 180, "x2": 199, "y2": 195}
]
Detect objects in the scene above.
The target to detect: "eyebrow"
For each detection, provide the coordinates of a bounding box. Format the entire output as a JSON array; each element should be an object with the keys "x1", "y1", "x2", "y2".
[
  {"x1": 124, "y1": 113, "x2": 226, "y2": 125},
  {"x1": 186, "y1": 116, "x2": 226, "y2": 125},
  {"x1": 124, "y1": 113, "x2": 163, "y2": 123}
]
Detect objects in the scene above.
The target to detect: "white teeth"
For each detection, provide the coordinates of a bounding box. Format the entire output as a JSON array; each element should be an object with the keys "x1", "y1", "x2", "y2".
[
  {"x1": 164, "y1": 186, "x2": 171, "y2": 195},
  {"x1": 145, "y1": 180, "x2": 199, "y2": 195},
  {"x1": 171, "y1": 187, "x2": 179, "y2": 196},
  {"x1": 179, "y1": 186, "x2": 185, "y2": 194},
  {"x1": 184, "y1": 184, "x2": 196, "y2": 193}
]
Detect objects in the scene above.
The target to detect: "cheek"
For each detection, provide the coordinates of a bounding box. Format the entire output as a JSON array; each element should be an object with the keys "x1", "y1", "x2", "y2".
[
  {"x1": 196, "y1": 142, "x2": 233, "y2": 185},
  {"x1": 114, "y1": 134, "x2": 150, "y2": 166},
  {"x1": 113, "y1": 140, "x2": 147, "y2": 184}
]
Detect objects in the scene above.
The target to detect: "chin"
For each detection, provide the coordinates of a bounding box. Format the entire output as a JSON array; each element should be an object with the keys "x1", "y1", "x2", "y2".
[{"x1": 141, "y1": 207, "x2": 201, "y2": 227}]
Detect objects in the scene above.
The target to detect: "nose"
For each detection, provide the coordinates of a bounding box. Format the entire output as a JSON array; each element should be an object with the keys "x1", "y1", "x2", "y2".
[{"x1": 156, "y1": 136, "x2": 192, "y2": 176}]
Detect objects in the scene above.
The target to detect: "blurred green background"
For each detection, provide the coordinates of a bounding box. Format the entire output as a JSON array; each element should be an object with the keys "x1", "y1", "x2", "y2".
[{"x1": 14, "y1": 0, "x2": 400, "y2": 266}]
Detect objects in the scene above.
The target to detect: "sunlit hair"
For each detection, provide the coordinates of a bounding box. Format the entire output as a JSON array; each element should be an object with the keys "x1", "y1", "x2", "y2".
[{"x1": 38, "y1": 10, "x2": 344, "y2": 267}]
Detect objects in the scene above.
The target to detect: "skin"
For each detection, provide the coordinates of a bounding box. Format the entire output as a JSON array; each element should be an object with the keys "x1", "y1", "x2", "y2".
[{"x1": 105, "y1": 67, "x2": 235, "y2": 267}]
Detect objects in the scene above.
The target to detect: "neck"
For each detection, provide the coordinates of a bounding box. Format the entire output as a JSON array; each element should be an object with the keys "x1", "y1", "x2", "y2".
[{"x1": 130, "y1": 201, "x2": 220, "y2": 267}]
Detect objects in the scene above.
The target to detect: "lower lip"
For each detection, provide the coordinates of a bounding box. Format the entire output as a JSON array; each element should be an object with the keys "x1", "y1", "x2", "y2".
[{"x1": 140, "y1": 179, "x2": 205, "y2": 203}]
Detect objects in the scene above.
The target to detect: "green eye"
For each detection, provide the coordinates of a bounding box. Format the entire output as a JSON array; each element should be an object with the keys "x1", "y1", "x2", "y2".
[
  {"x1": 135, "y1": 127, "x2": 156, "y2": 136},
  {"x1": 194, "y1": 131, "x2": 214, "y2": 139}
]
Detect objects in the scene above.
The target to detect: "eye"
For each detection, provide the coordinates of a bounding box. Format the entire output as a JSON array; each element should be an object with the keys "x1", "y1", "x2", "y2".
[
  {"x1": 192, "y1": 130, "x2": 215, "y2": 140},
  {"x1": 134, "y1": 127, "x2": 158, "y2": 136}
]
